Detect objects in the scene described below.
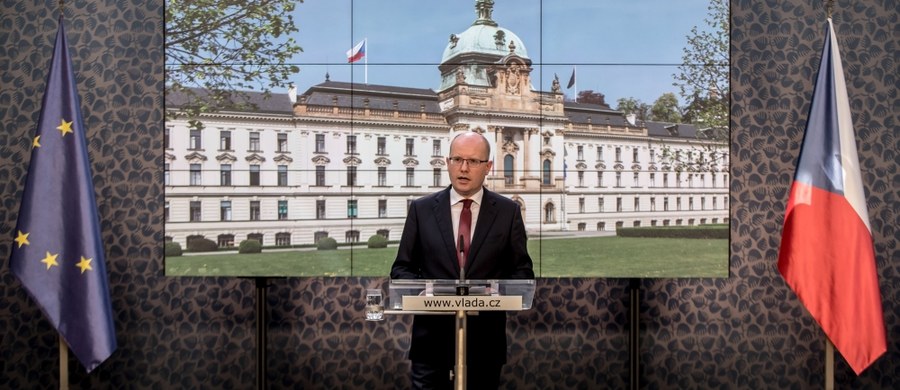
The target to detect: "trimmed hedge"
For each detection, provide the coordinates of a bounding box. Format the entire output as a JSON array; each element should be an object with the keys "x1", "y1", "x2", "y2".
[
  {"x1": 187, "y1": 237, "x2": 219, "y2": 252},
  {"x1": 367, "y1": 234, "x2": 388, "y2": 248},
  {"x1": 165, "y1": 241, "x2": 183, "y2": 257},
  {"x1": 317, "y1": 237, "x2": 338, "y2": 250},
  {"x1": 238, "y1": 239, "x2": 262, "y2": 254},
  {"x1": 616, "y1": 225, "x2": 728, "y2": 239}
]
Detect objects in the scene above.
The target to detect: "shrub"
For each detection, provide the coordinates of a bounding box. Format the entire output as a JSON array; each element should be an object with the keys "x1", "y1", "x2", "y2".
[
  {"x1": 165, "y1": 241, "x2": 183, "y2": 257},
  {"x1": 616, "y1": 225, "x2": 728, "y2": 239},
  {"x1": 367, "y1": 234, "x2": 388, "y2": 249},
  {"x1": 238, "y1": 239, "x2": 262, "y2": 254},
  {"x1": 187, "y1": 237, "x2": 219, "y2": 252},
  {"x1": 317, "y1": 237, "x2": 338, "y2": 250}
]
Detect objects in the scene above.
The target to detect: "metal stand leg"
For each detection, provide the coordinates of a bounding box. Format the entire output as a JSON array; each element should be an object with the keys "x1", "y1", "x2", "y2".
[
  {"x1": 455, "y1": 310, "x2": 467, "y2": 390},
  {"x1": 629, "y1": 278, "x2": 640, "y2": 390}
]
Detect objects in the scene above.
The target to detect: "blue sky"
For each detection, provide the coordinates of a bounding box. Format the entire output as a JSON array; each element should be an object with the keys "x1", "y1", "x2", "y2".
[{"x1": 284, "y1": 0, "x2": 721, "y2": 106}]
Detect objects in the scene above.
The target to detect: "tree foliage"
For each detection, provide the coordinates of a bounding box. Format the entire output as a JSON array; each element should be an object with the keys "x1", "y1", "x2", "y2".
[
  {"x1": 672, "y1": 0, "x2": 728, "y2": 136},
  {"x1": 650, "y1": 93, "x2": 682, "y2": 123},
  {"x1": 165, "y1": 0, "x2": 303, "y2": 128},
  {"x1": 615, "y1": 97, "x2": 650, "y2": 122},
  {"x1": 576, "y1": 90, "x2": 608, "y2": 106}
]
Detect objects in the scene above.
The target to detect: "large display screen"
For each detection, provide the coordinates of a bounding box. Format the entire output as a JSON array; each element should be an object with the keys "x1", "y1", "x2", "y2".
[{"x1": 164, "y1": 0, "x2": 730, "y2": 277}]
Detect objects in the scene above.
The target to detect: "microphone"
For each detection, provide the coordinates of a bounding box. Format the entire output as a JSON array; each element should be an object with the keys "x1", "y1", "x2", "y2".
[
  {"x1": 458, "y1": 234, "x2": 466, "y2": 281},
  {"x1": 458, "y1": 234, "x2": 468, "y2": 291}
]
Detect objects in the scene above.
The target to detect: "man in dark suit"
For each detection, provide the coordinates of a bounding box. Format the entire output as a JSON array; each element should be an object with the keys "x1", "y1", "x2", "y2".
[{"x1": 391, "y1": 132, "x2": 534, "y2": 389}]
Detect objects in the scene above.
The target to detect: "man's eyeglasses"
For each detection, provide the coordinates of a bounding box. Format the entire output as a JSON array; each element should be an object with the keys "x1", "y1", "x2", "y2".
[{"x1": 448, "y1": 156, "x2": 489, "y2": 167}]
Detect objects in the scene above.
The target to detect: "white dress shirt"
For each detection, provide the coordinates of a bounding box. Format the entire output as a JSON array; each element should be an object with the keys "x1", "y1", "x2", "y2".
[{"x1": 449, "y1": 187, "x2": 483, "y2": 250}]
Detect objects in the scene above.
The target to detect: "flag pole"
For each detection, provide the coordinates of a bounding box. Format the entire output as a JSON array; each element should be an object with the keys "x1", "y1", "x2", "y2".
[
  {"x1": 364, "y1": 38, "x2": 368, "y2": 85},
  {"x1": 823, "y1": 4, "x2": 835, "y2": 390},
  {"x1": 59, "y1": 336, "x2": 69, "y2": 390},
  {"x1": 573, "y1": 65, "x2": 577, "y2": 101},
  {"x1": 56, "y1": 2, "x2": 71, "y2": 389},
  {"x1": 825, "y1": 339, "x2": 834, "y2": 390}
]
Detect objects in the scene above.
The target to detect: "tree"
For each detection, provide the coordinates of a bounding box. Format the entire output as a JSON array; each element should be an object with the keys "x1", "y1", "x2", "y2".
[
  {"x1": 649, "y1": 93, "x2": 682, "y2": 123},
  {"x1": 672, "y1": 0, "x2": 728, "y2": 136},
  {"x1": 576, "y1": 90, "x2": 608, "y2": 106},
  {"x1": 166, "y1": 0, "x2": 303, "y2": 128},
  {"x1": 615, "y1": 97, "x2": 650, "y2": 122}
]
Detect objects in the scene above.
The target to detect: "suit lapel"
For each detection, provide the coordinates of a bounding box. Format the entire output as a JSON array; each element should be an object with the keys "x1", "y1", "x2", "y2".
[
  {"x1": 432, "y1": 188, "x2": 460, "y2": 274},
  {"x1": 467, "y1": 189, "x2": 498, "y2": 271}
]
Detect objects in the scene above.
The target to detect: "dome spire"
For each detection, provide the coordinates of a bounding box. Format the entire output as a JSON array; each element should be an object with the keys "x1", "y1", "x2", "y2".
[{"x1": 473, "y1": 0, "x2": 498, "y2": 27}]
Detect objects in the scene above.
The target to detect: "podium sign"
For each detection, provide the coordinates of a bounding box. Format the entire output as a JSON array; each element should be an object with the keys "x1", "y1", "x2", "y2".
[
  {"x1": 387, "y1": 279, "x2": 535, "y2": 312},
  {"x1": 401, "y1": 295, "x2": 522, "y2": 311}
]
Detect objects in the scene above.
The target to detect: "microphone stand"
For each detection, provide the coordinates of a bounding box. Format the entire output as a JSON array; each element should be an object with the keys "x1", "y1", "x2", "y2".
[{"x1": 455, "y1": 235, "x2": 468, "y2": 390}]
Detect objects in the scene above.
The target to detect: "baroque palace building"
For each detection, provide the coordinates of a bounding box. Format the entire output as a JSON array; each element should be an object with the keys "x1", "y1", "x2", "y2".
[{"x1": 164, "y1": 1, "x2": 728, "y2": 248}]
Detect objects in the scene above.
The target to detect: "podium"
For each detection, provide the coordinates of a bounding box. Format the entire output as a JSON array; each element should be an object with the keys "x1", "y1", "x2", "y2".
[{"x1": 385, "y1": 279, "x2": 535, "y2": 390}]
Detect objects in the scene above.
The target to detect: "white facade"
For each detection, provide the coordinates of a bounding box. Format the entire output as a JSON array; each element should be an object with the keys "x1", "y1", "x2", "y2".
[
  {"x1": 163, "y1": 2, "x2": 728, "y2": 249},
  {"x1": 164, "y1": 87, "x2": 728, "y2": 248}
]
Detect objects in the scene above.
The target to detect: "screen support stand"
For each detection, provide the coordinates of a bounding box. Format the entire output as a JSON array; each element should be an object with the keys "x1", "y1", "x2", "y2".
[
  {"x1": 628, "y1": 278, "x2": 641, "y2": 390},
  {"x1": 255, "y1": 277, "x2": 269, "y2": 390},
  {"x1": 455, "y1": 309, "x2": 467, "y2": 390}
]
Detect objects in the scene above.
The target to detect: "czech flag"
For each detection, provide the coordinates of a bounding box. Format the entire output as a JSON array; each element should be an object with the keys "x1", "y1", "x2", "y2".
[
  {"x1": 346, "y1": 39, "x2": 366, "y2": 63},
  {"x1": 778, "y1": 19, "x2": 886, "y2": 375}
]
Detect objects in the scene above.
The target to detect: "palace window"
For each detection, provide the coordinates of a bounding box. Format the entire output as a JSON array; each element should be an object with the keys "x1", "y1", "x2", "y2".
[
  {"x1": 277, "y1": 133, "x2": 288, "y2": 152},
  {"x1": 249, "y1": 165, "x2": 260, "y2": 186},
  {"x1": 250, "y1": 201, "x2": 260, "y2": 221},
  {"x1": 217, "y1": 234, "x2": 234, "y2": 248},
  {"x1": 347, "y1": 166, "x2": 357, "y2": 186},
  {"x1": 220, "y1": 200, "x2": 232, "y2": 221},
  {"x1": 378, "y1": 167, "x2": 387, "y2": 186},
  {"x1": 275, "y1": 233, "x2": 291, "y2": 246},
  {"x1": 405, "y1": 138, "x2": 415, "y2": 156},
  {"x1": 315, "y1": 134, "x2": 325, "y2": 152},
  {"x1": 347, "y1": 200, "x2": 358, "y2": 219},
  {"x1": 542, "y1": 160, "x2": 551, "y2": 185},
  {"x1": 316, "y1": 200, "x2": 326, "y2": 219},
  {"x1": 278, "y1": 200, "x2": 288, "y2": 220},
  {"x1": 316, "y1": 166, "x2": 325, "y2": 186},
  {"x1": 504, "y1": 155, "x2": 514, "y2": 185},
  {"x1": 190, "y1": 164, "x2": 201, "y2": 186},
  {"x1": 277, "y1": 166, "x2": 287, "y2": 186},
  {"x1": 220, "y1": 131, "x2": 231, "y2": 150},
  {"x1": 249, "y1": 132, "x2": 260, "y2": 151},
  {"x1": 346, "y1": 135, "x2": 357, "y2": 154},
  {"x1": 190, "y1": 201, "x2": 201, "y2": 221},
  {"x1": 220, "y1": 164, "x2": 231, "y2": 186},
  {"x1": 189, "y1": 130, "x2": 201, "y2": 150},
  {"x1": 433, "y1": 140, "x2": 441, "y2": 156}
]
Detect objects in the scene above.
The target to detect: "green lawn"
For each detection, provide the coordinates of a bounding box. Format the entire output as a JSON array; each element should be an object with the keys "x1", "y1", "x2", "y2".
[{"x1": 166, "y1": 236, "x2": 728, "y2": 278}]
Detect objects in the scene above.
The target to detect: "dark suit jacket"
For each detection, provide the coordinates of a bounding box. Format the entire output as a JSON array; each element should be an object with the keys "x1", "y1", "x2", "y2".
[{"x1": 391, "y1": 186, "x2": 534, "y2": 366}]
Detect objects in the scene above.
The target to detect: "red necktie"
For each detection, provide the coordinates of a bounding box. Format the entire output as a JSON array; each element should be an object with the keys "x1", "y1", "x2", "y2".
[{"x1": 458, "y1": 199, "x2": 473, "y2": 270}]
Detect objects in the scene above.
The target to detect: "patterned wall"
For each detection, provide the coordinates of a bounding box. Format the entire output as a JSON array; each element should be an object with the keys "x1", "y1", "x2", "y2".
[{"x1": 0, "y1": 0, "x2": 896, "y2": 388}]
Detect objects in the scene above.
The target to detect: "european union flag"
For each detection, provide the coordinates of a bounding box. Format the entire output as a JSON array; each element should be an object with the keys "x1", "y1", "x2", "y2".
[{"x1": 9, "y1": 16, "x2": 117, "y2": 373}]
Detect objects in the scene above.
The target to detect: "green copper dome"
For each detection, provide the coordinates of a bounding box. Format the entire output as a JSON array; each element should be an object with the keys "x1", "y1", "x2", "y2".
[
  {"x1": 441, "y1": 24, "x2": 529, "y2": 64},
  {"x1": 438, "y1": 1, "x2": 531, "y2": 91},
  {"x1": 441, "y1": 0, "x2": 529, "y2": 64}
]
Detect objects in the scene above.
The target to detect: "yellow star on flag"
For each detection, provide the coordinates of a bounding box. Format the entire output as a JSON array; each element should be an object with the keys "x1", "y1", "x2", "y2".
[
  {"x1": 76, "y1": 256, "x2": 93, "y2": 273},
  {"x1": 41, "y1": 252, "x2": 60, "y2": 270},
  {"x1": 32, "y1": 135, "x2": 41, "y2": 148},
  {"x1": 14, "y1": 230, "x2": 30, "y2": 248},
  {"x1": 57, "y1": 119, "x2": 73, "y2": 137}
]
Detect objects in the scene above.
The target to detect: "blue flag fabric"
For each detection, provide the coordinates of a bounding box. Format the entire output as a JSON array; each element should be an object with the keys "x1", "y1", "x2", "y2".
[
  {"x1": 9, "y1": 16, "x2": 117, "y2": 373},
  {"x1": 566, "y1": 67, "x2": 576, "y2": 89}
]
